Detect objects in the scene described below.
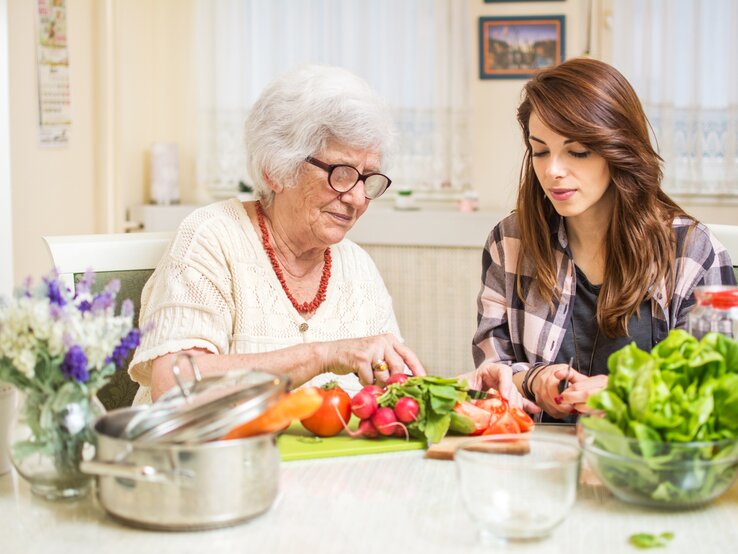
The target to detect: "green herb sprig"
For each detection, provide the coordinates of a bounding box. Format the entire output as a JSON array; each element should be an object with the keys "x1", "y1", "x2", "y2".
[
  {"x1": 629, "y1": 531, "x2": 674, "y2": 549},
  {"x1": 378, "y1": 376, "x2": 468, "y2": 444}
]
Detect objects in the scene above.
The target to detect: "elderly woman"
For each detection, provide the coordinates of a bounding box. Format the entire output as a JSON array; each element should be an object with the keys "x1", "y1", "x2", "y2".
[{"x1": 129, "y1": 65, "x2": 425, "y2": 403}]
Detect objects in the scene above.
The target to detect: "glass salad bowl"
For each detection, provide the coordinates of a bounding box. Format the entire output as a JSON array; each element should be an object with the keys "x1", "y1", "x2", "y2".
[{"x1": 578, "y1": 419, "x2": 738, "y2": 509}]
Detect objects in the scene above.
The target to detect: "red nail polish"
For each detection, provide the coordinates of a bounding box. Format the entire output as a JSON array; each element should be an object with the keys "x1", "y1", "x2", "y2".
[
  {"x1": 554, "y1": 396, "x2": 562, "y2": 405},
  {"x1": 570, "y1": 409, "x2": 577, "y2": 415}
]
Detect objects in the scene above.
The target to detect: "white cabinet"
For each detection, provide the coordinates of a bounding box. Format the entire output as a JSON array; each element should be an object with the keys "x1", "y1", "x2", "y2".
[{"x1": 127, "y1": 204, "x2": 201, "y2": 232}]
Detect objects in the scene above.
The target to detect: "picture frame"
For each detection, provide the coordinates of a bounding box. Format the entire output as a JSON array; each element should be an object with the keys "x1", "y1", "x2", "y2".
[{"x1": 479, "y1": 16, "x2": 566, "y2": 79}]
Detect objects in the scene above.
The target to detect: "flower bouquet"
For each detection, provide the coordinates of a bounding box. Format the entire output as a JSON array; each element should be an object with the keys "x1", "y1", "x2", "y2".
[{"x1": 0, "y1": 270, "x2": 140, "y2": 500}]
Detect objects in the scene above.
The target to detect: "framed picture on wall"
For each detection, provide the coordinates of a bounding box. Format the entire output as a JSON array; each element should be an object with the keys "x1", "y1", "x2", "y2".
[{"x1": 479, "y1": 16, "x2": 565, "y2": 79}]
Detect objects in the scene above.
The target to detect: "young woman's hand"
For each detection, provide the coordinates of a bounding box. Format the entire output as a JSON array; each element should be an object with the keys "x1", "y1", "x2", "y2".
[
  {"x1": 529, "y1": 364, "x2": 588, "y2": 419},
  {"x1": 460, "y1": 363, "x2": 541, "y2": 413},
  {"x1": 558, "y1": 374, "x2": 608, "y2": 413}
]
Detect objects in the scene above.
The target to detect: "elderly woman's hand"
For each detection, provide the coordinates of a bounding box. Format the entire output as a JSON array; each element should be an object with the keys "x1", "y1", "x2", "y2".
[
  {"x1": 318, "y1": 333, "x2": 426, "y2": 387},
  {"x1": 460, "y1": 363, "x2": 540, "y2": 413}
]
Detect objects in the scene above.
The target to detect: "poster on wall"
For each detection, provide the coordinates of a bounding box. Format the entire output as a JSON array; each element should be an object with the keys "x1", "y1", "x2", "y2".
[{"x1": 35, "y1": 0, "x2": 70, "y2": 146}]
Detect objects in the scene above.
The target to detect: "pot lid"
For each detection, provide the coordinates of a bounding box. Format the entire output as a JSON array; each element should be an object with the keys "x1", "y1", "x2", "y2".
[{"x1": 123, "y1": 355, "x2": 289, "y2": 443}]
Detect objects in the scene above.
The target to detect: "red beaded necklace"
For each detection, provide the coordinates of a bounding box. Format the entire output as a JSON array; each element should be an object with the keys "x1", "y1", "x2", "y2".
[{"x1": 255, "y1": 201, "x2": 332, "y2": 314}]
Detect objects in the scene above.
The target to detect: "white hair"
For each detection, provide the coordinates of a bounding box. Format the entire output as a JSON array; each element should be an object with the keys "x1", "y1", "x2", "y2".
[{"x1": 244, "y1": 65, "x2": 396, "y2": 205}]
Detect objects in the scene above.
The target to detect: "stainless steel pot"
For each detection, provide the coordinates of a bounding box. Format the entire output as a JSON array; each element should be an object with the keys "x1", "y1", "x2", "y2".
[{"x1": 81, "y1": 406, "x2": 280, "y2": 531}]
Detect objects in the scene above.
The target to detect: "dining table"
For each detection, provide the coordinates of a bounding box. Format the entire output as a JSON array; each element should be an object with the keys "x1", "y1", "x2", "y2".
[{"x1": 1, "y1": 426, "x2": 737, "y2": 554}]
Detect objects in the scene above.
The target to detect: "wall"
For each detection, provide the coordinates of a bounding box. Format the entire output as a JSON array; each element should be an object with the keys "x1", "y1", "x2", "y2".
[
  {"x1": 8, "y1": 0, "x2": 97, "y2": 284},
  {"x1": 0, "y1": 0, "x2": 12, "y2": 295},
  {"x1": 469, "y1": 0, "x2": 591, "y2": 214},
  {"x1": 111, "y1": 0, "x2": 197, "y2": 232},
  {"x1": 7, "y1": 1, "x2": 734, "y2": 290},
  {"x1": 7, "y1": 0, "x2": 197, "y2": 286},
  {"x1": 468, "y1": 0, "x2": 736, "y2": 225}
]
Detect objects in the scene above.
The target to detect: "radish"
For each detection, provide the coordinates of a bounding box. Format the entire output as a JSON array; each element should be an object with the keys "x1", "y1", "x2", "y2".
[
  {"x1": 394, "y1": 397, "x2": 419, "y2": 423},
  {"x1": 371, "y1": 407, "x2": 398, "y2": 436},
  {"x1": 386, "y1": 373, "x2": 409, "y2": 386},
  {"x1": 361, "y1": 384, "x2": 384, "y2": 397},
  {"x1": 357, "y1": 418, "x2": 378, "y2": 438},
  {"x1": 393, "y1": 423, "x2": 410, "y2": 440},
  {"x1": 351, "y1": 390, "x2": 378, "y2": 419}
]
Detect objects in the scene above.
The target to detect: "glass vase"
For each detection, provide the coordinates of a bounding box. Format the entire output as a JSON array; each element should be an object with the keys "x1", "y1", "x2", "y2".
[{"x1": 9, "y1": 388, "x2": 104, "y2": 501}]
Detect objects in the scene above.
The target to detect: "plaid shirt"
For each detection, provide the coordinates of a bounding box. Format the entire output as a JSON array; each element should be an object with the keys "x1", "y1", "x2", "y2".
[{"x1": 472, "y1": 213, "x2": 737, "y2": 372}]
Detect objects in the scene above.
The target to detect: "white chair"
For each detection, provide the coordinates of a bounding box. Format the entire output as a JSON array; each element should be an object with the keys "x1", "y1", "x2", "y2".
[
  {"x1": 43, "y1": 231, "x2": 173, "y2": 408},
  {"x1": 706, "y1": 224, "x2": 738, "y2": 263},
  {"x1": 706, "y1": 223, "x2": 738, "y2": 279},
  {"x1": 43, "y1": 232, "x2": 173, "y2": 290}
]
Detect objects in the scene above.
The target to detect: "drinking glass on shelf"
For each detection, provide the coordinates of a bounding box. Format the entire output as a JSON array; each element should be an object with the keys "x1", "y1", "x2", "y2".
[{"x1": 455, "y1": 433, "x2": 581, "y2": 545}]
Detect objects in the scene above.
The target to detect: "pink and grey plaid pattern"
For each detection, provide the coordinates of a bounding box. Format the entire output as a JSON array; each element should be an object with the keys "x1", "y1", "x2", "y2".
[{"x1": 473, "y1": 213, "x2": 736, "y2": 372}]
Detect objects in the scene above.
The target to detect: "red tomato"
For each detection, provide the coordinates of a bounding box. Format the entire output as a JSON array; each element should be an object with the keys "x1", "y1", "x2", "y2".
[
  {"x1": 474, "y1": 396, "x2": 508, "y2": 416},
  {"x1": 483, "y1": 411, "x2": 521, "y2": 435},
  {"x1": 454, "y1": 401, "x2": 491, "y2": 435},
  {"x1": 509, "y1": 406, "x2": 535, "y2": 433},
  {"x1": 300, "y1": 383, "x2": 352, "y2": 437}
]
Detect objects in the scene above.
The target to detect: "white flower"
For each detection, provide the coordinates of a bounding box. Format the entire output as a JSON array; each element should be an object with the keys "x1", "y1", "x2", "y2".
[
  {"x1": 0, "y1": 271, "x2": 139, "y2": 391},
  {"x1": 60, "y1": 402, "x2": 86, "y2": 435}
]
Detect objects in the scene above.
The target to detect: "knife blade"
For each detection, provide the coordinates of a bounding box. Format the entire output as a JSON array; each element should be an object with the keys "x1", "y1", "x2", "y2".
[
  {"x1": 467, "y1": 388, "x2": 489, "y2": 400},
  {"x1": 557, "y1": 357, "x2": 575, "y2": 394}
]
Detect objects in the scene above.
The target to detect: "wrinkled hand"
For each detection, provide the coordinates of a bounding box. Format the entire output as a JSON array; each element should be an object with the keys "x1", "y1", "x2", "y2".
[
  {"x1": 558, "y1": 374, "x2": 608, "y2": 414},
  {"x1": 461, "y1": 363, "x2": 540, "y2": 413},
  {"x1": 319, "y1": 333, "x2": 426, "y2": 387}
]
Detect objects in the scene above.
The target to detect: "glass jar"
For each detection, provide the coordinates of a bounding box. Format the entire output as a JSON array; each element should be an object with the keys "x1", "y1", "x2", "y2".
[
  {"x1": 10, "y1": 390, "x2": 104, "y2": 501},
  {"x1": 687, "y1": 286, "x2": 738, "y2": 339}
]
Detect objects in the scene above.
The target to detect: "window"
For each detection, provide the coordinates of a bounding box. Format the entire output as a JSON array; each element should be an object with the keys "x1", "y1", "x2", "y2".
[
  {"x1": 612, "y1": 0, "x2": 738, "y2": 197},
  {"x1": 196, "y1": 0, "x2": 470, "y2": 199}
]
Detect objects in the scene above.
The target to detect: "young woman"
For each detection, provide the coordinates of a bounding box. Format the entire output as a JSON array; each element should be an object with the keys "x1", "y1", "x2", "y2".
[{"x1": 470, "y1": 58, "x2": 736, "y2": 422}]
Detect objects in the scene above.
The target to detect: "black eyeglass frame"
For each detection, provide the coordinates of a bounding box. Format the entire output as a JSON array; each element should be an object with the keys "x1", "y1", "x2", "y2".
[{"x1": 304, "y1": 156, "x2": 392, "y2": 199}]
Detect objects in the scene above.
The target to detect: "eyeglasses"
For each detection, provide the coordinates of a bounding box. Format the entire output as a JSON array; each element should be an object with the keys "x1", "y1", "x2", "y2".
[{"x1": 305, "y1": 156, "x2": 392, "y2": 200}]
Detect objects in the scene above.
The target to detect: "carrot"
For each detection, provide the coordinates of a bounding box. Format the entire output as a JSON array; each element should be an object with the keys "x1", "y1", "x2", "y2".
[{"x1": 222, "y1": 386, "x2": 323, "y2": 440}]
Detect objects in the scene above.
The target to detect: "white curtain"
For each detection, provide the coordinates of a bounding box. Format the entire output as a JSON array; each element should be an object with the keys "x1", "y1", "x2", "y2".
[
  {"x1": 196, "y1": 0, "x2": 470, "y2": 198},
  {"x1": 612, "y1": 0, "x2": 738, "y2": 196}
]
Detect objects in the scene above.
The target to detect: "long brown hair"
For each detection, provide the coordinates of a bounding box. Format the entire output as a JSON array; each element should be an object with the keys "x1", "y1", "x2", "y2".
[{"x1": 515, "y1": 58, "x2": 690, "y2": 337}]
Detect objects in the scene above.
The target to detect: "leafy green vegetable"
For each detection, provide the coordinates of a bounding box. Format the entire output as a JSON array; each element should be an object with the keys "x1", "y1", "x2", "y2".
[
  {"x1": 628, "y1": 532, "x2": 674, "y2": 549},
  {"x1": 582, "y1": 331, "x2": 738, "y2": 505},
  {"x1": 449, "y1": 411, "x2": 476, "y2": 435},
  {"x1": 377, "y1": 376, "x2": 468, "y2": 444}
]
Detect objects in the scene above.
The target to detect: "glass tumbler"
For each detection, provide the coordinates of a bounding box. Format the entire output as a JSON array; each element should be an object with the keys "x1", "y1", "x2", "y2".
[{"x1": 455, "y1": 433, "x2": 581, "y2": 544}]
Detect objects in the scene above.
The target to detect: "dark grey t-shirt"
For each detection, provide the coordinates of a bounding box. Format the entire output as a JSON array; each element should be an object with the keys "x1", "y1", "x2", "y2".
[{"x1": 542, "y1": 265, "x2": 653, "y2": 423}]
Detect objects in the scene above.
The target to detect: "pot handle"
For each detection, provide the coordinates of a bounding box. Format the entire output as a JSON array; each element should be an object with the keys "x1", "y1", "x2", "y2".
[{"x1": 80, "y1": 460, "x2": 189, "y2": 484}]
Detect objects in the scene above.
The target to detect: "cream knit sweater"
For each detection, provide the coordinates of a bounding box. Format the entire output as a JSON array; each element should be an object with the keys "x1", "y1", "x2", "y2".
[{"x1": 129, "y1": 198, "x2": 401, "y2": 403}]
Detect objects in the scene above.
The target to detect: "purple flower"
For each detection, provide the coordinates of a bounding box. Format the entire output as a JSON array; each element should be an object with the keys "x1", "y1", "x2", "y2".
[
  {"x1": 91, "y1": 292, "x2": 114, "y2": 313},
  {"x1": 75, "y1": 269, "x2": 95, "y2": 297},
  {"x1": 105, "y1": 279, "x2": 121, "y2": 296},
  {"x1": 22, "y1": 276, "x2": 33, "y2": 298},
  {"x1": 108, "y1": 328, "x2": 142, "y2": 370},
  {"x1": 49, "y1": 303, "x2": 65, "y2": 319},
  {"x1": 120, "y1": 299, "x2": 134, "y2": 318},
  {"x1": 60, "y1": 345, "x2": 89, "y2": 382},
  {"x1": 77, "y1": 299, "x2": 92, "y2": 313},
  {"x1": 45, "y1": 278, "x2": 67, "y2": 307}
]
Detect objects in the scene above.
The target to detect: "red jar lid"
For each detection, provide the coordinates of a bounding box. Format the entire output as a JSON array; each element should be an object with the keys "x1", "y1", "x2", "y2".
[
  {"x1": 711, "y1": 290, "x2": 738, "y2": 309},
  {"x1": 695, "y1": 287, "x2": 738, "y2": 309}
]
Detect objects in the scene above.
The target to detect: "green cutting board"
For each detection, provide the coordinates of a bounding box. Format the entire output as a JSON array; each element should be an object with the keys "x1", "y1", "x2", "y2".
[{"x1": 277, "y1": 419, "x2": 425, "y2": 461}]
